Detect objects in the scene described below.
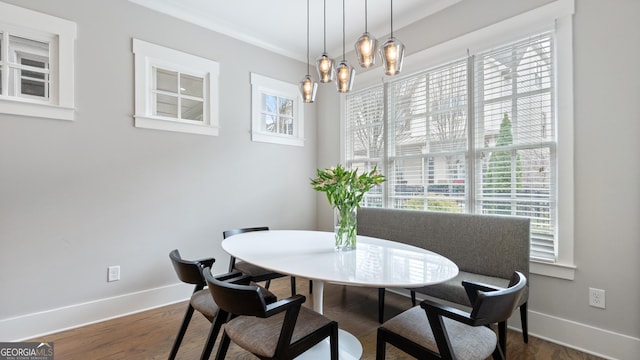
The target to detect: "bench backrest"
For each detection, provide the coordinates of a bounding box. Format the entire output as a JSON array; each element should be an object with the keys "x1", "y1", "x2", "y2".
[{"x1": 357, "y1": 208, "x2": 530, "y2": 280}]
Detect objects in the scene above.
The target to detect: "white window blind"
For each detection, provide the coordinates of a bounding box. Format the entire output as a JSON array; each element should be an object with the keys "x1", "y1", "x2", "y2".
[
  {"x1": 474, "y1": 33, "x2": 556, "y2": 260},
  {"x1": 345, "y1": 85, "x2": 385, "y2": 207},
  {"x1": 387, "y1": 59, "x2": 468, "y2": 213},
  {"x1": 345, "y1": 31, "x2": 558, "y2": 262}
]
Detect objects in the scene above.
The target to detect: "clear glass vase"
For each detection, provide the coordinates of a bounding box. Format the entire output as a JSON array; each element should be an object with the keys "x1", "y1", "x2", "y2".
[{"x1": 334, "y1": 207, "x2": 357, "y2": 251}]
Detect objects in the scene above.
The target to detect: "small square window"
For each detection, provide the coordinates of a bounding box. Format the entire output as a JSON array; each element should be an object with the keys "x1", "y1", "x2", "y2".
[
  {"x1": 0, "y1": 2, "x2": 76, "y2": 120},
  {"x1": 251, "y1": 73, "x2": 304, "y2": 147},
  {"x1": 133, "y1": 39, "x2": 219, "y2": 136}
]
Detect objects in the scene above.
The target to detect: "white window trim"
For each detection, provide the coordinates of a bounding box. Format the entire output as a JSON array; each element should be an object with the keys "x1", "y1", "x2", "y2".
[
  {"x1": 0, "y1": 2, "x2": 76, "y2": 121},
  {"x1": 250, "y1": 73, "x2": 304, "y2": 147},
  {"x1": 132, "y1": 39, "x2": 219, "y2": 136},
  {"x1": 346, "y1": 0, "x2": 575, "y2": 280}
]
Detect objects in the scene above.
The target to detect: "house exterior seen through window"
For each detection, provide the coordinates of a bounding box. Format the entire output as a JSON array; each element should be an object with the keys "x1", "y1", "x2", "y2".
[
  {"x1": 0, "y1": 2, "x2": 76, "y2": 120},
  {"x1": 251, "y1": 73, "x2": 304, "y2": 147}
]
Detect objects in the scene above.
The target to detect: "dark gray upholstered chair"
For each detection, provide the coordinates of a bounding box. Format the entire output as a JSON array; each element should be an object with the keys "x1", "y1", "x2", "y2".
[
  {"x1": 168, "y1": 250, "x2": 275, "y2": 360},
  {"x1": 203, "y1": 267, "x2": 339, "y2": 360},
  {"x1": 168, "y1": 249, "x2": 217, "y2": 360},
  {"x1": 377, "y1": 272, "x2": 526, "y2": 360},
  {"x1": 223, "y1": 227, "x2": 299, "y2": 297}
]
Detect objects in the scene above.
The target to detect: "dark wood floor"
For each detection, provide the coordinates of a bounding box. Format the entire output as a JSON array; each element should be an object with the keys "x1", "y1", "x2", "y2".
[{"x1": 29, "y1": 277, "x2": 602, "y2": 359}]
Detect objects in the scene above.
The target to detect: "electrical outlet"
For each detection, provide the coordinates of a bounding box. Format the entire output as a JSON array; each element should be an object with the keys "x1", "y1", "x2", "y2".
[
  {"x1": 589, "y1": 287, "x2": 605, "y2": 309},
  {"x1": 108, "y1": 266, "x2": 120, "y2": 282}
]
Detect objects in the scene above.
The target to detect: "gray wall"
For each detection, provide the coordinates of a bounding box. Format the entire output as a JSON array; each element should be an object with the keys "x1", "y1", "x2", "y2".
[
  {"x1": 0, "y1": 0, "x2": 316, "y2": 329},
  {"x1": 317, "y1": 0, "x2": 640, "y2": 355}
]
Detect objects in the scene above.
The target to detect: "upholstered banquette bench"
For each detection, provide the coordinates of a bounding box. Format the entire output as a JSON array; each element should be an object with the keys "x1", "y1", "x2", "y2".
[{"x1": 357, "y1": 207, "x2": 531, "y2": 345}]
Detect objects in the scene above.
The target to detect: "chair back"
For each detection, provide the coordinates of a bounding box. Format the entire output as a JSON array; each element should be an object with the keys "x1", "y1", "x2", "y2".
[
  {"x1": 169, "y1": 249, "x2": 208, "y2": 286},
  {"x1": 469, "y1": 271, "x2": 526, "y2": 325},
  {"x1": 223, "y1": 226, "x2": 269, "y2": 239},
  {"x1": 203, "y1": 267, "x2": 268, "y2": 317}
]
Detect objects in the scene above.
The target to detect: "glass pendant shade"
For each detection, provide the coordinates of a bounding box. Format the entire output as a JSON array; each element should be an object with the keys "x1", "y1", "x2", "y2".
[
  {"x1": 355, "y1": 32, "x2": 378, "y2": 68},
  {"x1": 316, "y1": 53, "x2": 335, "y2": 83},
  {"x1": 380, "y1": 37, "x2": 405, "y2": 76},
  {"x1": 336, "y1": 60, "x2": 355, "y2": 93},
  {"x1": 300, "y1": 75, "x2": 318, "y2": 103}
]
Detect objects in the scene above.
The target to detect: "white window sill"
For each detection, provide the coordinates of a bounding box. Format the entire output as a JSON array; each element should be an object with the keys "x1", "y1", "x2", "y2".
[
  {"x1": 531, "y1": 259, "x2": 576, "y2": 280},
  {"x1": 135, "y1": 115, "x2": 219, "y2": 136},
  {"x1": 251, "y1": 131, "x2": 304, "y2": 147},
  {"x1": 0, "y1": 98, "x2": 74, "y2": 121}
]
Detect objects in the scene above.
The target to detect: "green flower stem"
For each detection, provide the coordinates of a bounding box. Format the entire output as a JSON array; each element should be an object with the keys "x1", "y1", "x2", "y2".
[{"x1": 336, "y1": 205, "x2": 357, "y2": 250}]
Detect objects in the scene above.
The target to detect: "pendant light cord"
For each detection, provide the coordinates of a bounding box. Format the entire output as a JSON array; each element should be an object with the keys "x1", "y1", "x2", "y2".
[
  {"x1": 306, "y1": 0, "x2": 310, "y2": 75},
  {"x1": 390, "y1": 0, "x2": 394, "y2": 38},
  {"x1": 365, "y1": 0, "x2": 368, "y2": 32},
  {"x1": 323, "y1": 0, "x2": 327, "y2": 52},
  {"x1": 342, "y1": 0, "x2": 346, "y2": 60}
]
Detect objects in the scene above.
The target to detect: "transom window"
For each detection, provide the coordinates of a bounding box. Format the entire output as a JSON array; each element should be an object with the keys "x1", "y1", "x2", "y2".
[
  {"x1": 261, "y1": 93, "x2": 295, "y2": 135},
  {"x1": 0, "y1": 2, "x2": 76, "y2": 120},
  {"x1": 251, "y1": 73, "x2": 304, "y2": 147},
  {"x1": 133, "y1": 39, "x2": 219, "y2": 136},
  {"x1": 1, "y1": 35, "x2": 51, "y2": 100},
  {"x1": 152, "y1": 68, "x2": 204, "y2": 122}
]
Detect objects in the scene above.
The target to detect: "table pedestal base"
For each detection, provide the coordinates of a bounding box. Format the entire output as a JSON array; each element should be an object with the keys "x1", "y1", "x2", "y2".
[{"x1": 295, "y1": 329, "x2": 362, "y2": 359}]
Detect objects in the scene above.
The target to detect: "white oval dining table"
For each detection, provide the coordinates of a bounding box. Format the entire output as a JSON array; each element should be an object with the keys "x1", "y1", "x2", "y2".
[{"x1": 222, "y1": 230, "x2": 459, "y2": 359}]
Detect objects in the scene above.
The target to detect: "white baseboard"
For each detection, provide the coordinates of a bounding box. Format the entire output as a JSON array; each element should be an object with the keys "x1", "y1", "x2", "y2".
[
  {"x1": 4, "y1": 286, "x2": 640, "y2": 360},
  {"x1": 521, "y1": 310, "x2": 640, "y2": 360},
  {"x1": 1, "y1": 283, "x2": 191, "y2": 341}
]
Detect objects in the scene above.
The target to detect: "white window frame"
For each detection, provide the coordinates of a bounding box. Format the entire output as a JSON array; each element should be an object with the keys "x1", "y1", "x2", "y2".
[
  {"x1": 0, "y1": 2, "x2": 76, "y2": 121},
  {"x1": 344, "y1": 0, "x2": 575, "y2": 280},
  {"x1": 250, "y1": 73, "x2": 304, "y2": 147},
  {"x1": 133, "y1": 39, "x2": 219, "y2": 136}
]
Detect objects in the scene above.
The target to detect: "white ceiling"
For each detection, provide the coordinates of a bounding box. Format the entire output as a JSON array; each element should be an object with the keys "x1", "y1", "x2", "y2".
[{"x1": 129, "y1": 0, "x2": 461, "y2": 62}]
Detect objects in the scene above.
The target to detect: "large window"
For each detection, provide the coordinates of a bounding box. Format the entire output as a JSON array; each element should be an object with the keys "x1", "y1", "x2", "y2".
[
  {"x1": 344, "y1": 2, "x2": 575, "y2": 276},
  {"x1": 0, "y1": 2, "x2": 76, "y2": 120}
]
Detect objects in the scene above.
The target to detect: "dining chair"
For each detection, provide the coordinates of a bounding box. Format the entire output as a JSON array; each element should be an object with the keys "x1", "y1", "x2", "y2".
[
  {"x1": 203, "y1": 267, "x2": 339, "y2": 360},
  {"x1": 168, "y1": 249, "x2": 216, "y2": 360},
  {"x1": 376, "y1": 271, "x2": 526, "y2": 360},
  {"x1": 223, "y1": 227, "x2": 298, "y2": 297},
  {"x1": 168, "y1": 249, "x2": 276, "y2": 360}
]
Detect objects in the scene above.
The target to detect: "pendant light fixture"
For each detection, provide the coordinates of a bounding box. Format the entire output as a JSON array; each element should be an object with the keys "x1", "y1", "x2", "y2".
[
  {"x1": 380, "y1": 0, "x2": 405, "y2": 76},
  {"x1": 354, "y1": 0, "x2": 378, "y2": 68},
  {"x1": 336, "y1": 0, "x2": 355, "y2": 93},
  {"x1": 315, "y1": 0, "x2": 335, "y2": 83},
  {"x1": 299, "y1": 0, "x2": 317, "y2": 103}
]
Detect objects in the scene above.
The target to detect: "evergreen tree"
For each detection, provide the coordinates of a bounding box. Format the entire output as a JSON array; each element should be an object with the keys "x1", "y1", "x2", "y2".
[{"x1": 484, "y1": 113, "x2": 521, "y2": 214}]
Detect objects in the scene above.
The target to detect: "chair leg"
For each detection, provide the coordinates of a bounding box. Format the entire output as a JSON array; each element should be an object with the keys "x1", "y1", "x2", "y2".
[
  {"x1": 290, "y1": 276, "x2": 297, "y2": 297},
  {"x1": 378, "y1": 288, "x2": 385, "y2": 323},
  {"x1": 411, "y1": 290, "x2": 417, "y2": 306},
  {"x1": 330, "y1": 323, "x2": 339, "y2": 360},
  {"x1": 498, "y1": 320, "x2": 507, "y2": 356},
  {"x1": 265, "y1": 279, "x2": 271, "y2": 289},
  {"x1": 169, "y1": 304, "x2": 195, "y2": 360},
  {"x1": 520, "y1": 302, "x2": 529, "y2": 343},
  {"x1": 376, "y1": 328, "x2": 386, "y2": 360},
  {"x1": 199, "y1": 313, "x2": 226, "y2": 360},
  {"x1": 492, "y1": 342, "x2": 506, "y2": 360},
  {"x1": 214, "y1": 331, "x2": 232, "y2": 360}
]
